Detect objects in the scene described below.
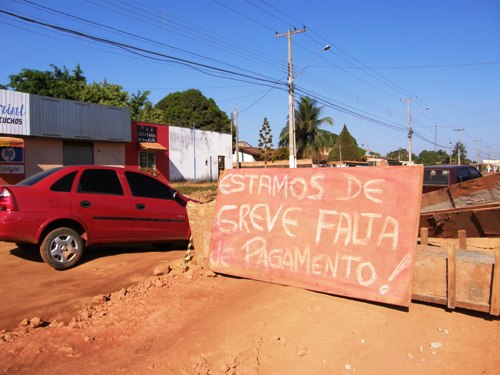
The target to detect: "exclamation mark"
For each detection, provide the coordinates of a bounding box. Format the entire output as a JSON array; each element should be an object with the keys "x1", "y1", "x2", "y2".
[{"x1": 379, "y1": 252, "x2": 412, "y2": 295}]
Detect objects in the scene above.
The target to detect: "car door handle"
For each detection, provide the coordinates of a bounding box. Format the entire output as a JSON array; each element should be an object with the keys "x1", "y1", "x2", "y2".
[
  {"x1": 80, "y1": 200, "x2": 92, "y2": 208},
  {"x1": 136, "y1": 203, "x2": 146, "y2": 210}
]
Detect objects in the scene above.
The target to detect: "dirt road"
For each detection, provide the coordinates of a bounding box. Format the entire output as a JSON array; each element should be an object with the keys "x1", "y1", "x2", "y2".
[
  {"x1": 0, "y1": 242, "x2": 498, "y2": 374},
  {"x1": 0, "y1": 241, "x2": 186, "y2": 331}
]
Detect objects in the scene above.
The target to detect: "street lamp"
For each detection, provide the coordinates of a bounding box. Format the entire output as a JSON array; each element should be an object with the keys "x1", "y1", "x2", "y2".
[{"x1": 298, "y1": 44, "x2": 331, "y2": 76}]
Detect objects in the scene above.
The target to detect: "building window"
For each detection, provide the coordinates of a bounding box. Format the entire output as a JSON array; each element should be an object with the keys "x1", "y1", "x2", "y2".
[{"x1": 139, "y1": 151, "x2": 157, "y2": 176}]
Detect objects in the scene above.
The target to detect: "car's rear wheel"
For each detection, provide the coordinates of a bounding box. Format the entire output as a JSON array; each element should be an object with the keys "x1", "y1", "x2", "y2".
[{"x1": 40, "y1": 228, "x2": 84, "y2": 270}]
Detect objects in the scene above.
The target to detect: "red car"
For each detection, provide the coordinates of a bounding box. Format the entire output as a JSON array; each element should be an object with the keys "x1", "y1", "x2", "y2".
[
  {"x1": 0, "y1": 166, "x2": 191, "y2": 270},
  {"x1": 423, "y1": 165, "x2": 483, "y2": 193}
]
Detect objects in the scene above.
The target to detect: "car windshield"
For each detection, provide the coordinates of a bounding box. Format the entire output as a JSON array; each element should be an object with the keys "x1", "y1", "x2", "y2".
[
  {"x1": 423, "y1": 169, "x2": 449, "y2": 185},
  {"x1": 17, "y1": 168, "x2": 63, "y2": 186}
]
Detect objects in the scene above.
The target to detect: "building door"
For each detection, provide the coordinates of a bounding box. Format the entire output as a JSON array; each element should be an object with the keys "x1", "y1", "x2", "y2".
[
  {"x1": 63, "y1": 141, "x2": 94, "y2": 165},
  {"x1": 217, "y1": 155, "x2": 225, "y2": 180}
]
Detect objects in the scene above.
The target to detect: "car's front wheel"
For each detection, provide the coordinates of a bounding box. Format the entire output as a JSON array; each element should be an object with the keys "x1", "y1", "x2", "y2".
[{"x1": 40, "y1": 228, "x2": 84, "y2": 270}]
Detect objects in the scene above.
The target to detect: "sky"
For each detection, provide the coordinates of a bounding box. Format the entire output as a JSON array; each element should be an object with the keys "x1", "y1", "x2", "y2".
[{"x1": 1, "y1": 0, "x2": 499, "y2": 161}]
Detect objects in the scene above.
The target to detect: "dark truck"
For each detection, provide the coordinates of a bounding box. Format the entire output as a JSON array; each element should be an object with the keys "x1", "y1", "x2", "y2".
[{"x1": 423, "y1": 165, "x2": 483, "y2": 193}]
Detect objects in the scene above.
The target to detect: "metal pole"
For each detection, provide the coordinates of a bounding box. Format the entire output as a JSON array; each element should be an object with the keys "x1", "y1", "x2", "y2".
[{"x1": 401, "y1": 97, "x2": 417, "y2": 164}]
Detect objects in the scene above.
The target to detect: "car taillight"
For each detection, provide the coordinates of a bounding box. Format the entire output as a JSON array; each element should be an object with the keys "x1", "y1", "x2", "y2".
[{"x1": 0, "y1": 188, "x2": 17, "y2": 211}]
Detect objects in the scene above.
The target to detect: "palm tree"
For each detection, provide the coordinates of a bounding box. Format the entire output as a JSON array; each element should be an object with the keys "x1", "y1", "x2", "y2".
[{"x1": 279, "y1": 96, "x2": 334, "y2": 163}]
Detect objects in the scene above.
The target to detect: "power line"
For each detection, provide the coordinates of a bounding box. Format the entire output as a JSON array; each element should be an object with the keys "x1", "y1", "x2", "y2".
[{"x1": 0, "y1": 9, "x2": 287, "y2": 88}]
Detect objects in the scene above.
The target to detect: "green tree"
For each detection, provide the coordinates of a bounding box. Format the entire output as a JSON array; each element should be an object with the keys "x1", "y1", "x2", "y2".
[
  {"x1": 279, "y1": 96, "x2": 334, "y2": 163},
  {"x1": 386, "y1": 148, "x2": 414, "y2": 162},
  {"x1": 4, "y1": 64, "x2": 155, "y2": 114},
  {"x1": 452, "y1": 141, "x2": 467, "y2": 163},
  {"x1": 155, "y1": 89, "x2": 230, "y2": 133},
  {"x1": 6, "y1": 64, "x2": 86, "y2": 100},
  {"x1": 258, "y1": 117, "x2": 273, "y2": 166},
  {"x1": 327, "y1": 124, "x2": 364, "y2": 162},
  {"x1": 272, "y1": 146, "x2": 289, "y2": 161},
  {"x1": 129, "y1": 90, "x2": 152, "y2": 119},
  {"x1": 415, "y1": 149, "x2": 449, "y2": 165},
  {"x1": 319, "y1": 129, "x2": 338, "y2": 148},
  {"x1": 79, "y1": 79, "x2": 129, "y2": 107}
]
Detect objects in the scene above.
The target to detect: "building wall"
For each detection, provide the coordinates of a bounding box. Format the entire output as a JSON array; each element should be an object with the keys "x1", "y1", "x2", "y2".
[
  {"x1": 233, "y1": 151, "x2": 256, "y2": 163},
  {"x1": 94, "y1": 141, "x2": 125, "y2": 167},
  {"x1": 24, "y1": 138, "x2": 63, "y2": 176},
  {"x1": 30, "y1": 94, "x2": 130, "y2": 141},
  {"x1": 125, "y1": 121, "x2": 170, "y2": 179},
  {"x1": 169, "y1": 126, "x2": 232, "y2": 182},
  {"x1": 23, "y1": 138, "x2": 126, "y2": 177}
]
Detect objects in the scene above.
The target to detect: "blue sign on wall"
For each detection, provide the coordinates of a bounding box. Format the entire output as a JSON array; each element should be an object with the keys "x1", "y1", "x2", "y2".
[{"x1": 0, "y1": 147, "x2": 24, "y2": 163}]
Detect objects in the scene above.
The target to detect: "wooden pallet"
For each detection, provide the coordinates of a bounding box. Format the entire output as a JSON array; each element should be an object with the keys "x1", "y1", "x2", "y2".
[{"x1": 413, "y1": 228, "x2": 500, "y2": 316}]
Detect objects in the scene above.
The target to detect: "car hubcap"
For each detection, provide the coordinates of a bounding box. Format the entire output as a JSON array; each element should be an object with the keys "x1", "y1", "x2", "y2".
[{"x1": 50, "y1": 235, "x2": 78, "y2": 263}]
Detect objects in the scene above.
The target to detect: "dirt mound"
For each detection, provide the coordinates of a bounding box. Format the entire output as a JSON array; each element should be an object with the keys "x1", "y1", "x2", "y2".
[{"x1": 186, "y1": 189, "x2": 217, "y2": 203}]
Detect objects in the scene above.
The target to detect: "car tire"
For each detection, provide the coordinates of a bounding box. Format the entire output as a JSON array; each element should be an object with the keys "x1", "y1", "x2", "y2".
[{"x1": 40, "y1": 228, "x2": 84, "y2": 270}]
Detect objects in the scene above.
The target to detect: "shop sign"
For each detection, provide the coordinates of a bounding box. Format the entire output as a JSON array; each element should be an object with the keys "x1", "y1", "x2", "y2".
[
  {"x1": 0, "y1": 89, "x2": 30, "y2": 135},
  {"x1": 0, "y1": 147, "x2": 23, "y2": 163},
  {"x1": 0, "y1": 164, "x2": 24, "y2": 174},
  {"x1": 137, "y1": 125, "x2": 157, "y2": 143}
]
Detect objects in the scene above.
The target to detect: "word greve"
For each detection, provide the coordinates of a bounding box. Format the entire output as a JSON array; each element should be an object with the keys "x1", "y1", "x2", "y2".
[{"x1": 216, "y1": 204, "x2": 398, "y2": 249}]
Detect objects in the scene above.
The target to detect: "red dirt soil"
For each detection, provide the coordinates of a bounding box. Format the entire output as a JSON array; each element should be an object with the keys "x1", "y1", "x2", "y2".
[{"x1": 1, "y1": 255, "x2": 498, "y2": 375}]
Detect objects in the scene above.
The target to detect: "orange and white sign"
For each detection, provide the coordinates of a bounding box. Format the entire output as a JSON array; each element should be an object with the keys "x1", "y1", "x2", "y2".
[{"x1": 209, "y1": 166, "x2": 423, "y2": 307}]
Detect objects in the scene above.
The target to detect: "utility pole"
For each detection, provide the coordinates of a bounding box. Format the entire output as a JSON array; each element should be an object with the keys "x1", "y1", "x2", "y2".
[
  {"x1": 276, "y1": 27, "x2": 306, "y2": 168},
  {"x1": 453, "y1": 128, "x2": 464, "y2": 165},
  {"x1": 234, "y1": 107, "x2": 239, "y2": 169},
  {"x1": 473, "y1": 139, "x2": 480, "y2": 167},
  {"x1": 400, "y1": 97, "x2": 417, "y2": 164}
]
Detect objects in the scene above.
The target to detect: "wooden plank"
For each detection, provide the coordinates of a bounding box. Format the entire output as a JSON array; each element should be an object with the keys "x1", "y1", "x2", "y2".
[
  {"x1": 447, "y1": 244, "x2": 456, "y2": 309},
  {"x1": 412, "y1": 293, "x2": 447, "y2": 305},
  {"x1": 473, "y1": 209, "x2": 500, "y2": 236},
  {"x1": 458, "y1": 230, "x2": 467, "y2": 249},
  {"x1": 210, "y1": 166, "x2": 424, "y2": 307},
  {"x1": 456, "y1": 301, "x2": 491, "y2": 313},
  {"x1": 421, "y1": 173, "x2": 500, "y2": 212},
  {"x1": 490, "y1": 247, "x2": 500, "y2": 316},
  {"x1": 420, "y1": 227, "x2": 428, "y2": 246},
  {"x1": 420, "y1": 205, "x2": 500, "y2": 238}
]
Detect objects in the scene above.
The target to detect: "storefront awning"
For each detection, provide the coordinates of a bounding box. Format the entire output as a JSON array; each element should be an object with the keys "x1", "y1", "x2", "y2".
[
  {"x1": 0, "y1": 137, "x2": 24, "y2": 148},
  {"x1": 139, "y1": 142, "x2": 167, "y2": 151}
]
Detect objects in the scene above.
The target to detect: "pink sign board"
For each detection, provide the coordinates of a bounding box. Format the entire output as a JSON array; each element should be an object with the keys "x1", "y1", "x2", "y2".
[{"x1": 209, "y1": 166, "x2": 423, "y2": 307}]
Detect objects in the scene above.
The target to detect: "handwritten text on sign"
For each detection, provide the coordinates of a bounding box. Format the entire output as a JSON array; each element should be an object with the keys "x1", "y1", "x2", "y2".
[{"x1": 209, "y1": 167, "x2": 423, "y2": 307}]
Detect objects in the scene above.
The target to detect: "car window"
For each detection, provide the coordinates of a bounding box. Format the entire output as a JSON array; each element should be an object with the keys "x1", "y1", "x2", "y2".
[
  {"x1": 423, "y1": 169, "x2": 449, "y2": 185},
  {"x1": 51, "y1": 171, "x2": 77, "y2": 192},
  {"x1": 125, "y1": 171, "x2": 173, "y2": 199},
  {"x1": 17, "y1": 167, "x2": 63, "y2": 186},
  {"x1": 77, "y1": 169, "x2": 124, "y2": 195},
  {"x1": 468, "y1": 167, "x2": 482, "y2": 178},
  {"x1": 456, "y1": 167, "x2": 471, "y2": 182}
]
